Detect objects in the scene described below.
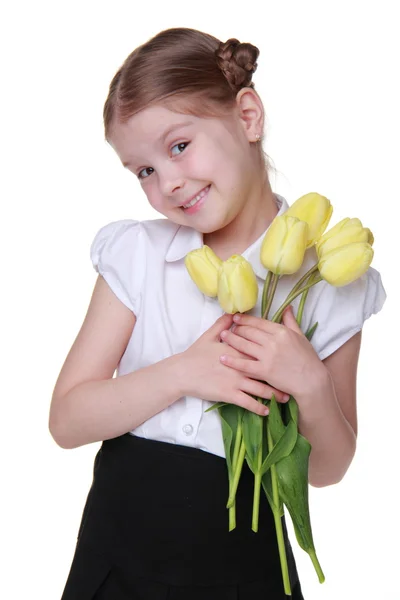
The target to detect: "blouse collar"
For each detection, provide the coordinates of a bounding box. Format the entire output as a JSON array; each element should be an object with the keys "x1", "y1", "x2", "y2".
[{"x1": 165, "y1": 193, "x2": 289, "y2": 280}]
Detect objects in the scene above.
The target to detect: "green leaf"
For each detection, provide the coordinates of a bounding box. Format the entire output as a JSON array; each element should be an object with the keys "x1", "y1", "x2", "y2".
[
  {"x1": 261, "y1": 469, "x2": 281, "y2": 513},
  {"x1": 218, "y1": 405, "x2": 244, "y2": 480},
  {"x1": 267, "y1": 395, "x2": 286, "y2": 443},
  {"x1": 242, "y1": 408, "x2": 264, "y2": 473},
  {"x1": 305, "y1": 321, "x2": 318, "y2": 342},
  {"x1": 274, "y1": 432, "x2": 323, "y2": 578},
  {"x1": 204, "y1": 402, "x2": 229, "y2": 413},
  {"x1": 287, "y1": 396, "x2": 299, "y2": 426},
  {"x1": 260, "y1": 391, "x2": 324, "y2": 580},
  {"x1": 260, "y1": 418, "x2": 297, "y2": 475}
]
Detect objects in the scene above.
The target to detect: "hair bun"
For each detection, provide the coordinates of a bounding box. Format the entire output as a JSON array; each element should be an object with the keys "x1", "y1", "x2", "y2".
[{"x1": 215, "y1": 38, "x2": 260, "y2": 90}]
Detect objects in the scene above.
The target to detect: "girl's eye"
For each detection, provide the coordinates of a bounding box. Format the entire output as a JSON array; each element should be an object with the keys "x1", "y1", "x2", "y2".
[
  {"x1": 171, "y1": 141, "x2": 189, "y2": 156},
  {"x1": 137, "y1": 142, "x2": 189, "y2": 180},
  {"x1": 137, "y1": 167, "x2": 154, "y2": 180}
]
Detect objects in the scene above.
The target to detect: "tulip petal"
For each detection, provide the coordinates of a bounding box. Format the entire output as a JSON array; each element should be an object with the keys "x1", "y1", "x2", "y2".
[
  {"x1": 318, "y1": 242, "x2": 374, "y2": 286},
  {"x1": 260, "y1": 215, "x2": 308, "y2": 275},
  {"x1": 285, "y1": 192, "x2": 333, "y2": 247},
  {"x1": 184, "y1": 246, "x2": 222, "y2": 297},
  {"x1": 316, "y1": 217, "x2": 373, "y2": 258},
  {"x1": 217, "y1": 255, "x2": 258, "y2": 313}
]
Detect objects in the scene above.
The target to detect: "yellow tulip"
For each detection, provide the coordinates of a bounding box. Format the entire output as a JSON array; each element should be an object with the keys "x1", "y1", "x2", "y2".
[
  {"x1": 318, "y1": 242, "x2": 374, "y2": 287},
  {"x1": 316, "y1": 218, "x2": 374, "y2": 258},
  {"x1": 285, "y1": 192, "x2": 333, "y2": 247},
  {"x1": 184, "y1": 245, "x2": 222, "y2": 297},
  {"x1": 260, "y1": 215, "x2": 309, "y2": 275},
  {"x1": 218, "y1": 255, "x2": 258, "y2": 313}
]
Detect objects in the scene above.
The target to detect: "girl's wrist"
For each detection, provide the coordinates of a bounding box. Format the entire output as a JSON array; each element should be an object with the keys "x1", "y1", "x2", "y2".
[
  {"x1": 163, "y1": 352, "x2": 189, "y2": 399},
  {"x1": 295, "y1": 363, "x2": 333, "y2": 416}
]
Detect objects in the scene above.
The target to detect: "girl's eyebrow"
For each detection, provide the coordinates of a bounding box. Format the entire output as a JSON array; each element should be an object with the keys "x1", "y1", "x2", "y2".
[
  {"x1": 122, "y1": 120, "x2": 194, "y2": 168},
  {"x1": 158, "y1": 120, "x2": 194, "y2": 144}
]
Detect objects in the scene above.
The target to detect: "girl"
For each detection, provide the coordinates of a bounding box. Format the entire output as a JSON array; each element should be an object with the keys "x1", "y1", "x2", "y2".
[{"x1": 49, "y1": 28, "x2": 386, "y2": 599}]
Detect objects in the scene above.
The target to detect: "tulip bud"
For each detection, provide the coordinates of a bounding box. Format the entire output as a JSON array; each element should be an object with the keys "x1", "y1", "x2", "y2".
[
  {"x1": 316, "y1": 218, "x2": 374, "y2": 258},
  {"x1": 218, "y1": 255, "x2": 258, "y2": 314},
  {"x1": 260, "y1": 215, "x2": 309, "y2": 275},
  {"x1": 184, "y1": 245, "x2": 222, "y2": 297},
  {"x1": 318, "y1": 242, "x2": 374, "y2": 287},
  {"x1": 284, "y1": 192, "x2": 333, "y2": 247}
]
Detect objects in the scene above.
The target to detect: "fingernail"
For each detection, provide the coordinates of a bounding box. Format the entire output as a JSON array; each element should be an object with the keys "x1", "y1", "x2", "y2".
[
  {"x1": 283, "y1": 394, "x2": 290, "y2": 402},
  {"x1": 263, "y1": 407, "x2": 270, "y2": 415},
  {"x1": 233, "y1": 314, "x2": 241, "y2": 322}
]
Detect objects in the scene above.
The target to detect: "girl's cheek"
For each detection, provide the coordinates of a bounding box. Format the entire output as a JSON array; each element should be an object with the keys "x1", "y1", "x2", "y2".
[{"x1": 144, "y1": 182, "x2": 161, "y2": 209}]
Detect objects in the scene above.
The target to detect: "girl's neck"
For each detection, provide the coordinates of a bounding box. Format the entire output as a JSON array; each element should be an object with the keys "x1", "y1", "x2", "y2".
[{"x1": 203, "y1": 177, "x2": 278, "y2": 260}]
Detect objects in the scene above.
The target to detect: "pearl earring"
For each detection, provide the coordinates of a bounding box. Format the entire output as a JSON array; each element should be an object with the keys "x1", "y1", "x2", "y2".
[{"x1": 255, "y1": 134, "x2": 261, "y2": 142}]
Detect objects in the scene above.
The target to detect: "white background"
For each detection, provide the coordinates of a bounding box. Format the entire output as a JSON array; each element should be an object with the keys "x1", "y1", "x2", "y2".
[{"x1": 1, "y1": 1, "x2": 398, "y2": 598}]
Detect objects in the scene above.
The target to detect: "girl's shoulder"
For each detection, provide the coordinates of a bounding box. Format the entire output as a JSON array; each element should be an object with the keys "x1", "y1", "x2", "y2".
[
  {"x1": 90, "y1": 217, "x2": 181, "y2": 257},
  {"x1": 88, "y1": 218, "x2": 189, "y2": 315}
]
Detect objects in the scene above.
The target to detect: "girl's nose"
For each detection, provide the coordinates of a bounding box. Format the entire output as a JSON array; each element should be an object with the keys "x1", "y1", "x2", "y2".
[
  {"x1": 161, "y1": 177, "x2": 186, "y2": 197},
  {"x1": 158, "y1": 162, "x2": 186, "y2": 197}
]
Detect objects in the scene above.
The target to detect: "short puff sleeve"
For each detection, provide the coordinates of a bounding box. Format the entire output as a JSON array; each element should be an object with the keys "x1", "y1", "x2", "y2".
[
  {"x1": 307, "y1": 266, "x2": 386, "y2": 361},
  {"x1": 90, "y1": 220, "x2": 145, "y2": 315}
]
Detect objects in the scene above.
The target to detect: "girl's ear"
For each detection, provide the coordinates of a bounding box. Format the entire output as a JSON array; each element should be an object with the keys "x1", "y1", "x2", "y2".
[{"x1": 235, "y1": 88, "x2": 264, "y2": 142}]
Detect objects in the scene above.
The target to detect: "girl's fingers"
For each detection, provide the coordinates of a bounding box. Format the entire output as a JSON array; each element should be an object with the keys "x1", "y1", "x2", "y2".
[
  {"x1": 231, "y1": 324, "x2": 266, "y2": 345},
  {"x1": 220, "y1": 354, "x2": 259, "y2": 377},
  {"x1": 221, "y1": 355, "x2": 290, "y2": 403},
  {"x1": 233, "y1": 313, "x2": 280, "y2": 333},
  {"x1": 233, "y1": 391, "x2": 269, "y2": 416},
  {"x1": 269, "y1": 388, "x2": 290, "y2": 403},
  {"x1": 220, "y1": 329, "x2": 260, "y2": 358},
  {"x1": 241, "y1": 378, "x2": 289, "y2": 403}
]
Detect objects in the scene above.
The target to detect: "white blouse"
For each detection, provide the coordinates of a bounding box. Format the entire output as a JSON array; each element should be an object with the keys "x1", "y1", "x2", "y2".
[{"x1": 90, "y1": 194, "x2": 386, "y2": 458}]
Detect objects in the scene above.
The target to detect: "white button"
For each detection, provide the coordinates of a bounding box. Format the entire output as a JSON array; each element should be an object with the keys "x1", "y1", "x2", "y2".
[{"x1": 182, "y1": 424, "x2": 193, "y2": 435}]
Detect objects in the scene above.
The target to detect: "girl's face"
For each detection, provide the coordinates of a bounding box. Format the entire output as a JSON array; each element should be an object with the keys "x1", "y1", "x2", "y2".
[{"x1": 108, "y1": 101, "x2": 262, "y2": 234}]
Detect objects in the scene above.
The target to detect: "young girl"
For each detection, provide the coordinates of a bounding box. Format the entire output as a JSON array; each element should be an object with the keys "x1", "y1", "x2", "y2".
[{"x1": 49, "y1": 27, "x2": 386, "y2": 599}]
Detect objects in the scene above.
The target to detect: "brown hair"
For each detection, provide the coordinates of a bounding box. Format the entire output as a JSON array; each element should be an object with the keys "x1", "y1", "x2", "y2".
[{"x1": 103, "y1": 27, "x2": 276, "y2": 174}]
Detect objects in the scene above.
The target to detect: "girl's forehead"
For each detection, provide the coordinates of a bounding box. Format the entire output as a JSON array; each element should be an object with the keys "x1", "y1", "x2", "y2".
[{"x1": 110, "y1": 105, "x2": 199, "y2": 144}]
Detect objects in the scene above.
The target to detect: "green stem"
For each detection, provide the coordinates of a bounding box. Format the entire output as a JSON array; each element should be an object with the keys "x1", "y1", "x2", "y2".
[
  {"x1": 228, "y1": 502, "x2": 236, "y2": 531},
  {"x1": 272, "y1": 275, "x2": 323, "y2": 323},
  {"x1": 262, "y1": 273, "x2": 279, "y2": 319},
  {"x1": 297, "y1": 287, "x2": 309, "y2": 327},
  {"x1": 261, "y1": 271, "x2": 273, "y2": 318},
  {"x1": 252, "y1": 440, "x2": 263, "y2": 532},
  {"x1": 267, "y1": 423, "x2": 291, "y2": 596},
  {"x1": 232, "y1": 421, "x2": 242, "y2": 473},
  {"x1": 309, "y1": 549, "x2": 326, "y2": 584},
  {"x1": 289, "y1": 263, "x2": 319, "y2": 297},
  {"x1": 226, "y1": 440, "x2": 246, "y2": 509},
  {"x1": 227, "y1": 421, "x2": 243, "y2": 530},
  {"x1": 297, "y1": 270, "x2": 321, "y2": 326}
]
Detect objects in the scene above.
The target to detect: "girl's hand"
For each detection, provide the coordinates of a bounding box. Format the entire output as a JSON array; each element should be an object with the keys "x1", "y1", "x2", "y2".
[
  {"x1": 181, "y1": 313, "x2": 289, "y2": 416},
  {"x1": 219, "y1": 306, "x2": 327, "y2": 402}
]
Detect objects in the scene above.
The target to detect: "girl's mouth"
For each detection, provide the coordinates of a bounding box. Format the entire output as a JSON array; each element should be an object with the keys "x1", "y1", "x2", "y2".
[{"x1": 182, "y1": 185, "x2": 211, "y2": 214}]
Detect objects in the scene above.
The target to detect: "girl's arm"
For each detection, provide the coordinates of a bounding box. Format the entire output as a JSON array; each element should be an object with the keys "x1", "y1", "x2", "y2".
[
  {"x1": 49, "y1": 276, "x2": 274, "y2": 449},
  {"x1": 297, "y1": 331, "x2": 361, "y2": 487},
  {"x1": 49, "y1": 276, "x2": 186, "y2": 449}
]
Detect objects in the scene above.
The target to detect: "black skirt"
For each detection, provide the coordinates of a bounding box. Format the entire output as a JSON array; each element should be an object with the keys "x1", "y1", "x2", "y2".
[{"x1": 60, "y1": 433, "x2": 304, "y2": 599}]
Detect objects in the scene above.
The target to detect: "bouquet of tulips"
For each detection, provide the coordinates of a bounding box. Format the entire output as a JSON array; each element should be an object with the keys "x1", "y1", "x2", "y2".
[{"x1": 184, "y1": 192, "x2": 375, "y2": 596}]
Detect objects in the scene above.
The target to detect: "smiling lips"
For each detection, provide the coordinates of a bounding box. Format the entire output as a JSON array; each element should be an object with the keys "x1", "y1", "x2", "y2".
[{"x1": 182, "y1": 185, "x2": 211, "y2": 210}]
